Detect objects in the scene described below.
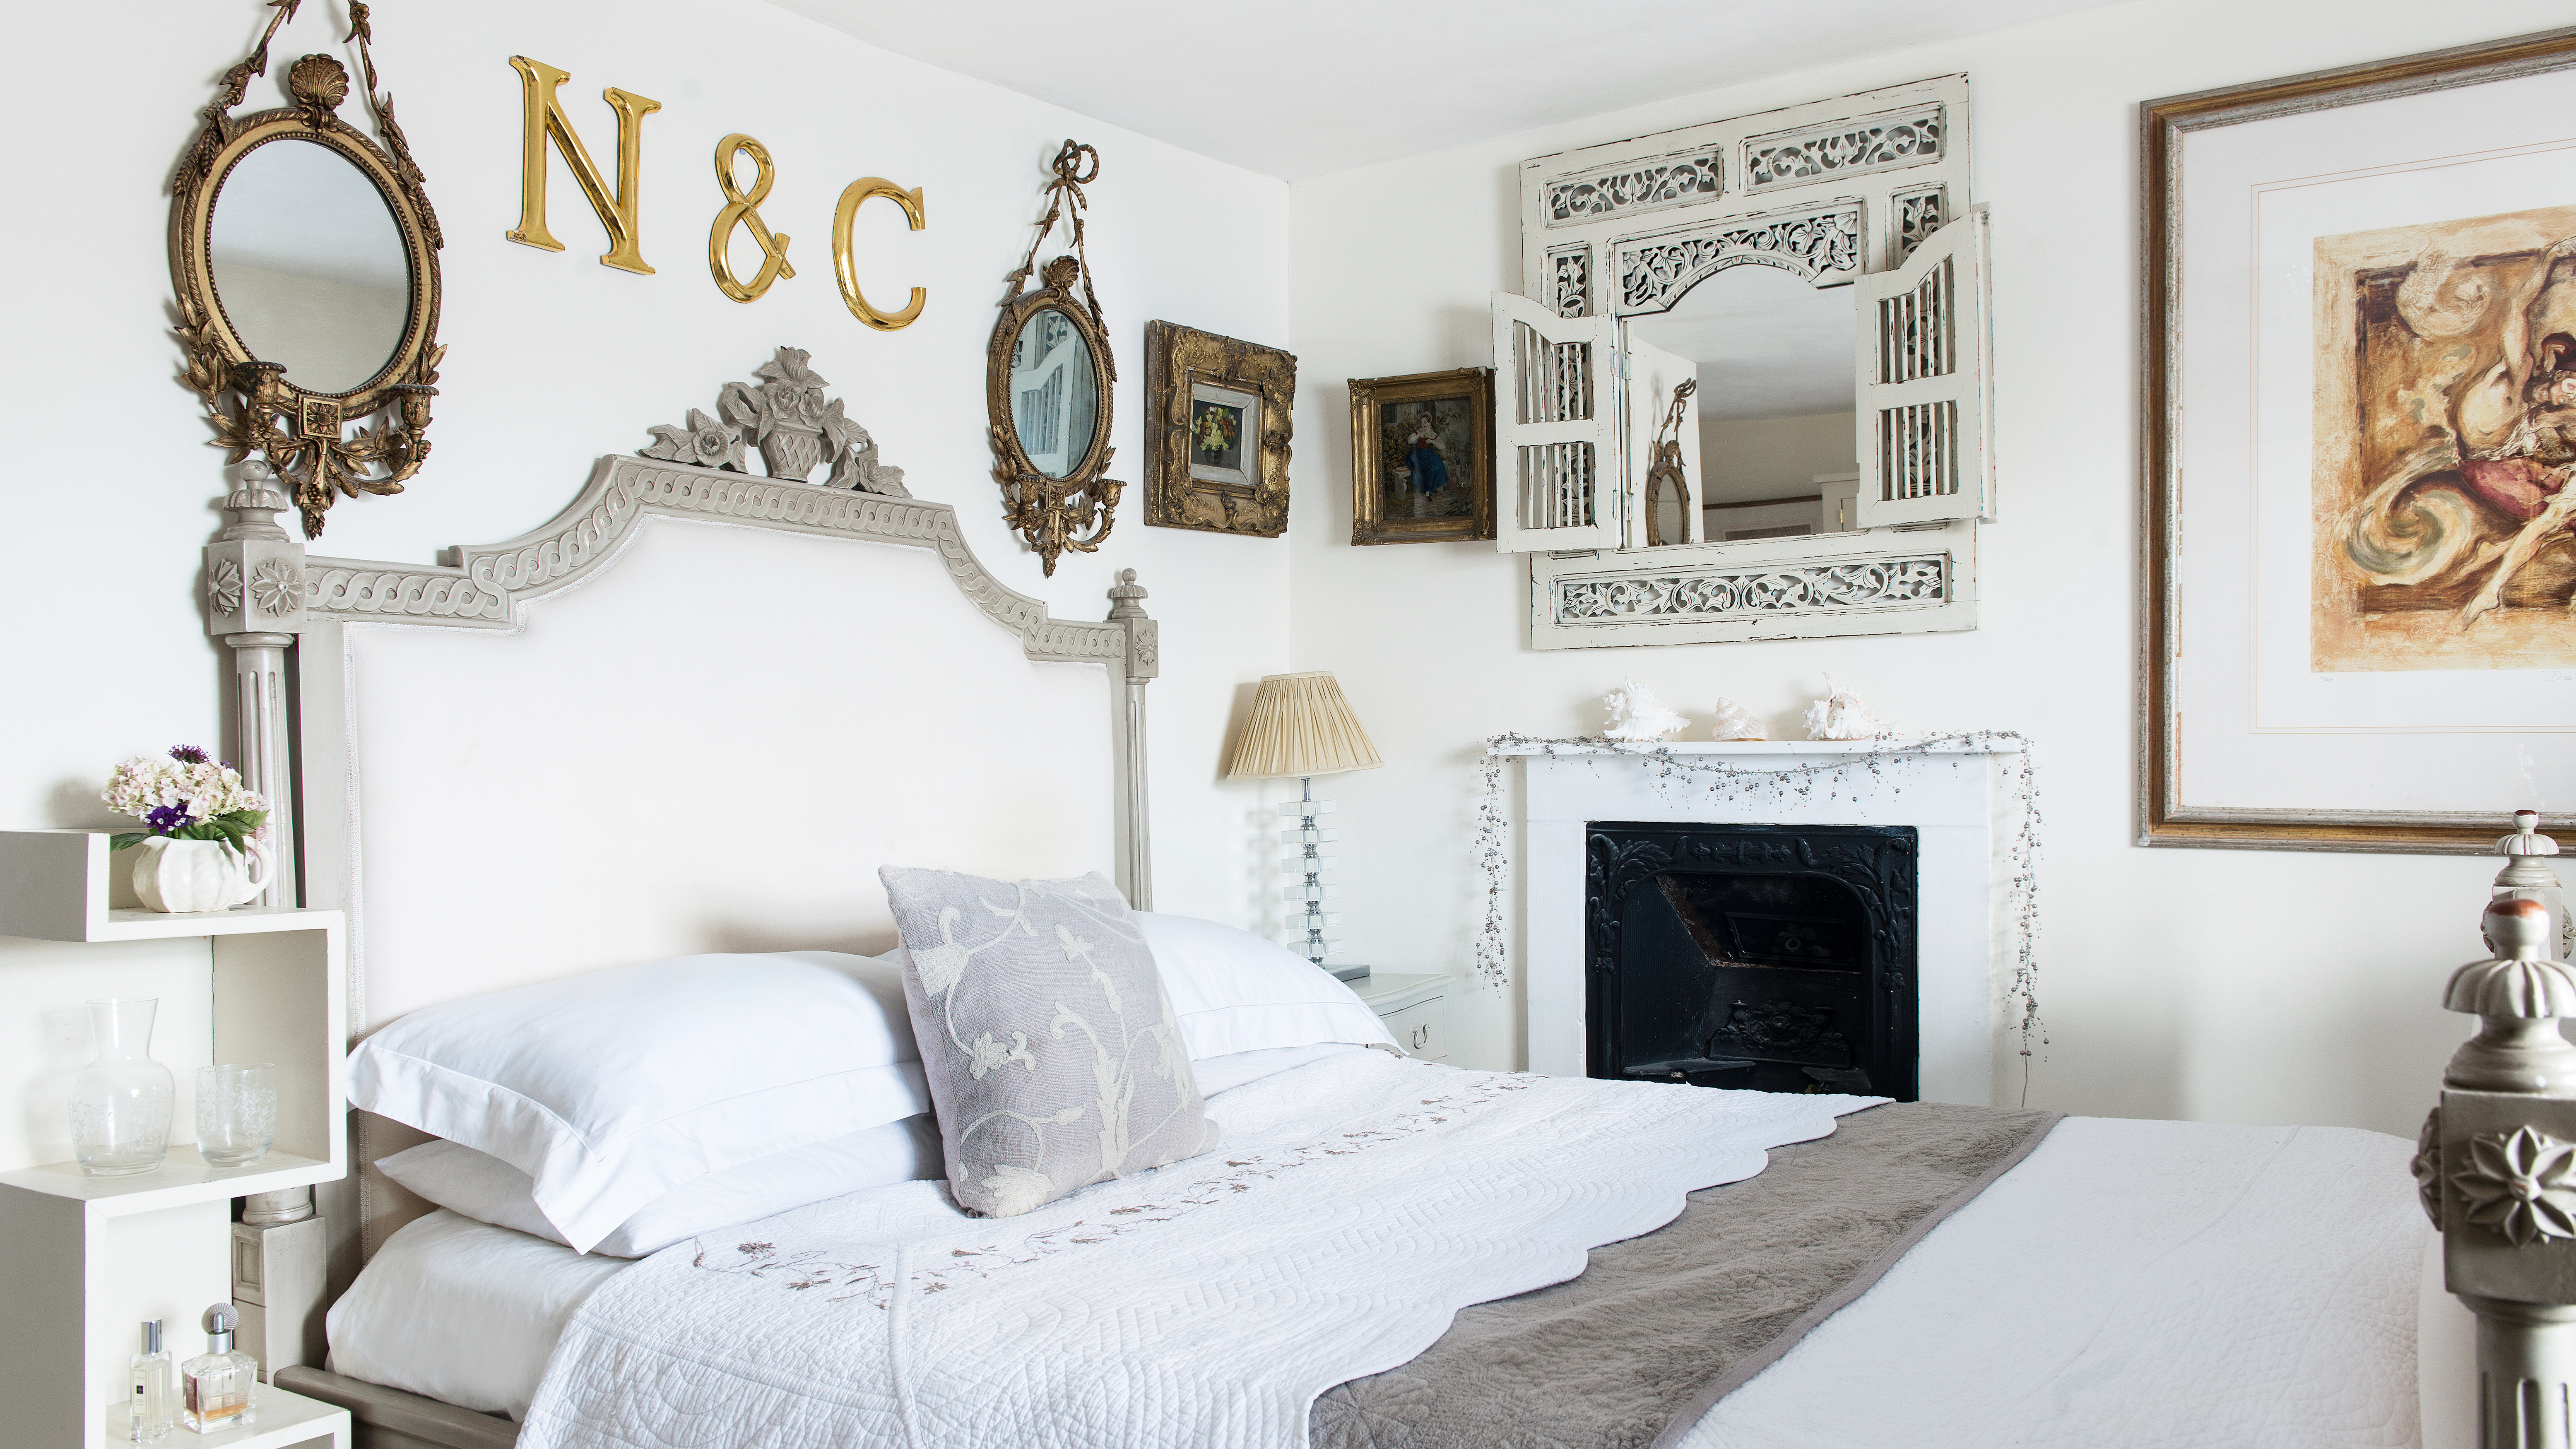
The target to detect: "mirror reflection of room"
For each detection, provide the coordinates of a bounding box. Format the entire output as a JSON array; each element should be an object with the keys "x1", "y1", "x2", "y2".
[
  {"x1": 1010, "y1": 308, "x2": 1099, "y2": 478},
  {"x1": 208, "y1": 138, "x2": 411, "y2": 396},
  {"x1": 1627, "y1": 265, "x2": 1858, "y2": 543}
]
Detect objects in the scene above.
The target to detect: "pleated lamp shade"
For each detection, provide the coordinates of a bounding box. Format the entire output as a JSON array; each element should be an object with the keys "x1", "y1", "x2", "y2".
[{"x1": 1224, "y1": 672, "x2": 1383, "y2": 779}]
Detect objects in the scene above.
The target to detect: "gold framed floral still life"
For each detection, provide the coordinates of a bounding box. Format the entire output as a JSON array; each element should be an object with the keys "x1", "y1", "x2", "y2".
[
  {"x1": 1349, "y1": 367, "x2": 1495, "y2": 545},
  {"x1": 1143, "y1": 320, "x2": 1295, "y2": 537},
  {"x1": 2142, "y1": 26, "x2": 2576, "y2": 853}
]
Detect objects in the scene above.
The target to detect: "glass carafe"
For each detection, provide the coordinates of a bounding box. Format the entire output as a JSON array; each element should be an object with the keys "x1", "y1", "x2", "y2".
[{"x1": 70, "y1": 998, "x2": 175, "y2": 1175}]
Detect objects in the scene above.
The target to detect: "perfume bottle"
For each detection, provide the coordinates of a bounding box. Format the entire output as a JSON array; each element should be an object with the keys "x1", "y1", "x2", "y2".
[
  {"x1": 178, "y1": 1304, "x2": 256, "y2": 1435},
  {"x1": 125, "y1": 1320, "x2": 172, "y2": 1443}
]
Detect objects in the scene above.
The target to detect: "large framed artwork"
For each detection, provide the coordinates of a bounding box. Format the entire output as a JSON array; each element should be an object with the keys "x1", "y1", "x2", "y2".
[
  {"x1": 1143, "y1": 320, "x2": 1295, "y2": 537},
  {"x1": 2144, "y1": 28, "x2": 2576, "y2": 852},
  {"x1": 1348, "y1": 367, "x2": 1495, "y2": 545}
]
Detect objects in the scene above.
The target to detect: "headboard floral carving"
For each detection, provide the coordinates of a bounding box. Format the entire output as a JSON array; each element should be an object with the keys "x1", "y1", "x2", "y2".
[{"x1": 641, "y1": 346, "x2": 912, "y2": 496}]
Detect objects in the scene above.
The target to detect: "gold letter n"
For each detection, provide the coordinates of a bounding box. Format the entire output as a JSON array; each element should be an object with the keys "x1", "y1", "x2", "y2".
[{"x1": 506, "y1": 56, "x2": 661, "y2": 275}]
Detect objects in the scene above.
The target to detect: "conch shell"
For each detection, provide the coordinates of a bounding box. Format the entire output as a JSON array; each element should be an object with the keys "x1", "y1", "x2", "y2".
[
  {"x1": 1802, "y1": 674, "x2": 1885, "y2": 741},
  {"x1": 1603, "y1": 680, "x2": 1688, "y2": 741},
  {"x1": 1709, "y1": 697, "x2": 1766, "y2": 741}
]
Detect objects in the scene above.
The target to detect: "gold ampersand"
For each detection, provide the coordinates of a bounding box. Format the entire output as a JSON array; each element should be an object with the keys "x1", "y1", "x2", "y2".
[{"x1": 708, "y1": 133, "x2": 795, "y2": 303}]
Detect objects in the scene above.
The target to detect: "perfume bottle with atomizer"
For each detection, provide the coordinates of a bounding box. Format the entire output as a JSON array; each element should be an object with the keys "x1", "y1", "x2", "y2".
[
  {"x1": 124, "y1": 1319, "x2": 172, "y2": 1443},
  {"x1": 178, "y1": 1303, "x2": 257, "y2": 1435}
]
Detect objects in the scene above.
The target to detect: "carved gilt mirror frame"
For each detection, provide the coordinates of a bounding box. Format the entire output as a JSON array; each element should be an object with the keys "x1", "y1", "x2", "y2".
[
  {"x1": 988, "y1": 142, "x2": 1120, "y2": 576},
  {"x1": 171, "y1": 2, "x2": 445, "y2": 539}
]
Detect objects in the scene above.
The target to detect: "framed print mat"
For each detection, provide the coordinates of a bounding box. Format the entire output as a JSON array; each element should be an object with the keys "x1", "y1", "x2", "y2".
[
  {"x1": 2144, "y1": 27, "x2": 2576, "y2": 852},
  {"x1": 1143, "y1": 320, "x2": 1295, "y2": 537},
  {"x1": 1349, "y1": 366, "x2": 1496, "y2": 545}
]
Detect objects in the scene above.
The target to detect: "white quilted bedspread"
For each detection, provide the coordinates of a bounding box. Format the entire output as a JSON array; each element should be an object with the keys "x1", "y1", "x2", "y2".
[{"x1": 518, "y1": 1052, "x2": 1875, "y2": 1449}]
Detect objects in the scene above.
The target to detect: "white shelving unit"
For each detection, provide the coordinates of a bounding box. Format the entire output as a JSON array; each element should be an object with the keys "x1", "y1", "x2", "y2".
[
  {"x1": 99, "y1": 1382, "x2": 348, "y2": 1449},
  {"x1": 0, "y1": 830, "x2": 348, "y2": 1449}
]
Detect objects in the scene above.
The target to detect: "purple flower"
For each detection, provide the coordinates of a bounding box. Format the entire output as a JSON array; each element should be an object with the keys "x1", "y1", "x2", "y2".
[
  {"x1": 169, "y1": 746, "x2": 211, "y2": 765},
  {"x1": 144, "y1": 804, "x2": 194, "y2": 835}
]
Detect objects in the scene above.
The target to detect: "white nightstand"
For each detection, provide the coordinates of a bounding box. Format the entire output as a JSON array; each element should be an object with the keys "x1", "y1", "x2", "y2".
[{"x1": 1353, "y1": 972, "x2": 1449, "y2": 1062}]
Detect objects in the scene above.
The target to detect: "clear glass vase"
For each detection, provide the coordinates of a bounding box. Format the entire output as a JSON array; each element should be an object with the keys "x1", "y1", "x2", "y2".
[{"x1": 70, "y1": 999, "x2": 175, "y2": 1175}]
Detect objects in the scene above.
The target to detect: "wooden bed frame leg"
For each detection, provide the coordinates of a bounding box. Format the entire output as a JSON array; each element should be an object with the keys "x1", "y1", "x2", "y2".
[
  {"x1": 1106, "y1": 569, "x2": 1158, "y2": 911},
  {"x1": 2463, "y1": 1298, "x2": 2576, "y2": 1448}
]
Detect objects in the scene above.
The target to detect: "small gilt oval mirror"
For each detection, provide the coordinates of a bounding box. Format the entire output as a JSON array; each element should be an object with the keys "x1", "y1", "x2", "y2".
[
  {"x1": 171, "y1": 7, "x2": 446, "y2": 539},
  {"x1": 988, "y1": 142, "x2": 1120, "y2": 576}
]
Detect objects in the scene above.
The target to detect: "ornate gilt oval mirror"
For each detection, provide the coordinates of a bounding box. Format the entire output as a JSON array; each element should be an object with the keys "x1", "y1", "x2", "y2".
[
  {"x1": 988, "y1": 143, "x2": 1120, "y2": 576},
  {"x1": 172, "y1": 9, "x2": 445, "y2": 539}
]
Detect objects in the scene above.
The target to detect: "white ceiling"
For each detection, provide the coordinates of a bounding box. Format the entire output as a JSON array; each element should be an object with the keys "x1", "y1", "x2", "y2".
[{"x1": 770, "y1": 0, "x2": 2132, "y2": 181}]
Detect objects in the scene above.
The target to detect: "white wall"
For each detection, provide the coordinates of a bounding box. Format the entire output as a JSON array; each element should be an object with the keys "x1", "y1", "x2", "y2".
[
  {"x1": 1285, "y1": 0, "x2": 2576, "y2": 1137},
  {"x1": 0, "y1": 0, "x2": 1290, "y2": 1156}
]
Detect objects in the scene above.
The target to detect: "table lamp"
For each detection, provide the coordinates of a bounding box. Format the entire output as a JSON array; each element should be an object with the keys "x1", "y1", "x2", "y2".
[{"x1": 1223, "y1": 671, "x2": 1382, "y2": 979}]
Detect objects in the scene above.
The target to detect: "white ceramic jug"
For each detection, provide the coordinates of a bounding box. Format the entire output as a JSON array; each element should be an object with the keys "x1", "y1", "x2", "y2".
[{"x1": 127, "y1": 837, "x2": 268, "y2": 913}]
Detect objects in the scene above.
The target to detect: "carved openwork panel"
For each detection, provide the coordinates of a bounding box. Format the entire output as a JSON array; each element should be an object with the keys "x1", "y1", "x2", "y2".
[
  {"x1": 1542, "y1": 149, "x2": 1722, "y2": 227},
  {"x1": 1548, "y1": 244, "x2": 1591, "y2": 318},
  {"x1": 1743, "y1": 106, "x2": 1945, "y2": 191},
  {"x1": 1614, "y1": 203, "x2": 1862, "y2": 315},
  {"x1": 1528, "y1": 521, "x2": 1979, "y2": 648},
  {"x1": 1555, "y1": 554, "x2": 1948, "y2": 623},
  {"x1": 1894, "y1": 183, "x2": 1948, "y2": 260}
]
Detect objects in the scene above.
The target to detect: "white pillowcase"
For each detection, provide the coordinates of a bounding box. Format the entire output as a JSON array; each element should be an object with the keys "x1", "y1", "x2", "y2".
[
  {"x1": 346, "y1": 951, "x2": 929, "y2": 1254},
  {"x1": 1134, "y1": 912, "x2": 1399, "y2": 1058},
  {"x1": 376, "y1": 1113, "x2": 942, "y2": 1258}
]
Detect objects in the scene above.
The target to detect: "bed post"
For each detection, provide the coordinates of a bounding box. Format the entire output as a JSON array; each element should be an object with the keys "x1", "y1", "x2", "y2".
[
  {"x1": 1106, "y1": 568, "x2": 1158, "y2": 912},
  {"x1": 2424, "y1": 817, "x2": 2576, "y2": 1449},
  {"x1": 203, "y1": 460, "x2": 308, "y2": 908}
]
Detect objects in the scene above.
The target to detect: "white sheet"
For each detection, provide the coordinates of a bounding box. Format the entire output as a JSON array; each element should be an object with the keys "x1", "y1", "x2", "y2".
[
  {"x1": 1680, "y1": 1117, "x2": 2428, "y2": 1449},
  {"x1": 326, "y1": 1208, "x2": 627, "y2": 1419},
  {"x1": 517, "y1": 1053, "x2": 1877, "y2": 1448}
]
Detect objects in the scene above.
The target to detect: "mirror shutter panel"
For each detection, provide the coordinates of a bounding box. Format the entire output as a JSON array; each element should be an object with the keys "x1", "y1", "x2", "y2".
[
  {"x1": 1623, "y1": 335, "x2": 1701, "y2": 546},
  {"x1": 1852, "y1": 208, "x2": 1992, "y2": 528},
  {"x1": 1492, "y1": 291, "x2": 1620, "y2": 553}
]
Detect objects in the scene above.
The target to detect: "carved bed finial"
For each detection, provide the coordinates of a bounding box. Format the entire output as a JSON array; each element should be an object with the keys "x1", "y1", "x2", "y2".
[
  {"x1": 2444, "y1": 899, "x2": 2576, "y2": 1092},
  {"x1": 640, "y1": 347, "x2": 911, "y2": 498}
]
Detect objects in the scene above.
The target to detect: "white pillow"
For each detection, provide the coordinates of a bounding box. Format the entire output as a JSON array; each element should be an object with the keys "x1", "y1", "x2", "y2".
[
  {"x1": 376, "y1": 1114, "x2": 943, "y2": 1258},
  {"x1": 1134, "y1": 912, "x2": 1399, "y2": 1059},
  {"x1": 347, "y1": 951, "x2": 929, "y2": 1253}
]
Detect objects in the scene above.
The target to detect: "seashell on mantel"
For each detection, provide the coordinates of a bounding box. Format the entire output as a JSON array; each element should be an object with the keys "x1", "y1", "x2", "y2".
[
  {"x1": 1709, "y1": 698, "x2": 1766, "y2": 741},
  {"x1": 1602, "y1": 680, "x2": 1688, "y2": 741},
  {"x1": 1802, "y1": 674, "x2": 1886, "y2": 741}
]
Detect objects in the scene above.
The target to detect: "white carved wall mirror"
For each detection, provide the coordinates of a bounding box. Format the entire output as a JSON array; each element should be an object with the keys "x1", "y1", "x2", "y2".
[{"x1": 1495, "y1": 76, "x2": 1992, "y2": 650}]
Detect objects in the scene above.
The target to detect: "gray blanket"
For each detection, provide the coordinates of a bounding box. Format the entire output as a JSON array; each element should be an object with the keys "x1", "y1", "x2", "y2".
[{"x1": 1308, "y1": 1100, "x2": 2062, "y2": 1449}]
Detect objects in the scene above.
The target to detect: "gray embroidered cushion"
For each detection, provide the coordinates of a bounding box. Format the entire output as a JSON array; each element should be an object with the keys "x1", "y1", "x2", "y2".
[{"x1": 878, "y1": 867, "x2": 1220, "y2": 1217}]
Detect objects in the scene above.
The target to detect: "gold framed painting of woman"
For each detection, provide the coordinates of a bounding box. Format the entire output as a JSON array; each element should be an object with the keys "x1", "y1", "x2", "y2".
[{"x1": 1348, "y1": 366, "x2": 1495, "y2": 545}]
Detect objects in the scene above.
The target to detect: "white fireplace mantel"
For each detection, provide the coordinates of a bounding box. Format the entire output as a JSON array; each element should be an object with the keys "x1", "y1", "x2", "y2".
[{"x1": 1497, "y1": 737, "x2": 2025, "y2": 1105}]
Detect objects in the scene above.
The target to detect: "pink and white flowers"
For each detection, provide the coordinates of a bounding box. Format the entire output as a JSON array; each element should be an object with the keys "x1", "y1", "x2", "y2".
[{"x1": 103, "y1": 746, "x2": 267, "y2": 854}]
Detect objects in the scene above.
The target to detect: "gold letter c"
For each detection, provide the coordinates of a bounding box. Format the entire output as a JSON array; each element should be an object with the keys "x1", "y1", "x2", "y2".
[{"x1": 832, "y1": 178, "x2": 927, "y2": 331}]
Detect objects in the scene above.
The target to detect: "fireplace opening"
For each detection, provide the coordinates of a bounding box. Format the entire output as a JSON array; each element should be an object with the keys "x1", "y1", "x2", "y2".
[{"x1": 1585, "y1": 821, "x2": 1918, "y2": 1100}]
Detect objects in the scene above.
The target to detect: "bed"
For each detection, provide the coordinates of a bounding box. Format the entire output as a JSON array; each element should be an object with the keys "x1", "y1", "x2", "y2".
[{"x1": 239, "y1": 354, "x2": 2452, "y2": 1448}]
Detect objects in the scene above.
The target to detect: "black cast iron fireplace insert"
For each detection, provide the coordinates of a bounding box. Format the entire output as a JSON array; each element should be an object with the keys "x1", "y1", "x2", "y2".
[{"x1": 1586, "y1": 821, "x2": 1918, "y2": 1100}]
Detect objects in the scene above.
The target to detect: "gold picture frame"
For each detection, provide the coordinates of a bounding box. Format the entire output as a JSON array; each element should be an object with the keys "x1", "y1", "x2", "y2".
[
  {"x1": 1349, "y1": 367, "x2": 1495, "y2": 545},
  {"x1": 2140, "y1": 26, "x2": 2576, "y2": 852},
  {"x1": 171, "y1": 7, "x2": 446, "y2": 539},
  {"x1": 1143, "y1": 320, "x2": 1295, "y2": 537}
]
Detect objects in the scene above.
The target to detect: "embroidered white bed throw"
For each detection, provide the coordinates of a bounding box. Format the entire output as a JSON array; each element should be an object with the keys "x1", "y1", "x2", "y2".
[{"x1": 518, "y1": 1052, "x2": 1877, "y2": 1449}]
